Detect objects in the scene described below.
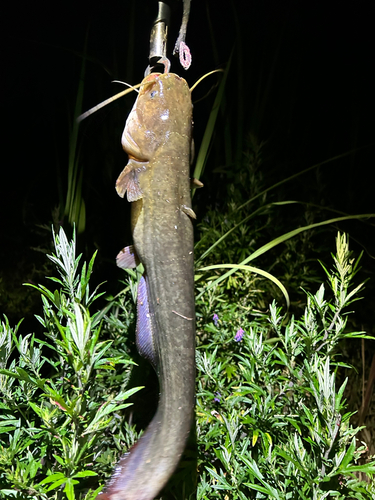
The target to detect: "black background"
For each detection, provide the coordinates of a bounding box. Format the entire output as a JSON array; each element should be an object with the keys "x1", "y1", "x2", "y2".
[{"x1": 1, "y1": 0, "x2": 374, "y2": 328}]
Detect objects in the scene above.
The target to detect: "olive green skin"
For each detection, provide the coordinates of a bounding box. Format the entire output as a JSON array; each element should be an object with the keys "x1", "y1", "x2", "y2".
[{"x1": 99, "y1": 73, "x2": 195, "y2": 500}]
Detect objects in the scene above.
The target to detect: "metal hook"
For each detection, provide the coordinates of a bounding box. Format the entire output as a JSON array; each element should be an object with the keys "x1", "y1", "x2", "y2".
[{"x1": 146, "y1": 1, "x2": 171, "y2": 75}]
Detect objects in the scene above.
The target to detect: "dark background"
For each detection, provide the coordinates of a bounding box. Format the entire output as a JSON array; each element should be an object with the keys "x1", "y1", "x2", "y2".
[{"x1": 1, "y1": 0, "x2": 374, "y2": 327}]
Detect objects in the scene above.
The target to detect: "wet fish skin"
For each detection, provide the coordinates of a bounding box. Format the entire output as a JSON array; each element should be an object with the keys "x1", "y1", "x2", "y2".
[{"x1": 98, "y1": 72, "x2": 195, "y2": 500}]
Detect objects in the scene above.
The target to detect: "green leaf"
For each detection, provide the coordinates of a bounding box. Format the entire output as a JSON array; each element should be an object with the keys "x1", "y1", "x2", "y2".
[
  {"x1": 64, "y1": 478, "x2": 79, "y2": 500},
  {"x1": 205, "y1": 467, "x2": 234, "y2": 490},
  {"x1": 0, "y1": 490, "x2": 20, "y2": 497},
  {"x1": 245, "y1": 482, "x2": 277, "y2": 496},
  {"x1": 72, "y1": 470, "x2": 98, "y2": 478},
  {"x1": 196, "y1": 214, "x2": 375, "y2": 300},
  {"x1": 335, "y1": 377, "x2": 348, "y2": 411},
  {"x1": 275, "y1": 448, "x2": 304, "y2": 472},
  {"x1": 339, "y1": 437, "x2": 359, "y2": 471},
  {"x1": 199, "y1": 263, "x2": 290, "y2": 308},
  {"x1": 339, "y1": 463, "x2": 375, "y2": 475},
  {"x1": 82, "y1": 387, "x2": 143, "y2": 435},
  {"x1": 242, "y1": 457, "x2": 281, "y2": 499},
  {"x1": 192, "y1": 55, "x2": 231, "y2": 192},
  {"x1": 53, "y1": 454, "x2": 66, "y2": 466},
  {"x1": 39, "y1": 472, "x2": 65, "y2": 485}
]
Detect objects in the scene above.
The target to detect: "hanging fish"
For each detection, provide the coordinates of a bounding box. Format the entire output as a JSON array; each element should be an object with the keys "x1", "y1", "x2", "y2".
[{"x1": 97, "y1": 72, "x2": 196, "y2": 500}]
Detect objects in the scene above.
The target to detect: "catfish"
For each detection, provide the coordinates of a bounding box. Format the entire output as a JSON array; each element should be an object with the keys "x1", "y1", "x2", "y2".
[{"x1": 97, "y1": 72, "x2": 196, "y2": 500}]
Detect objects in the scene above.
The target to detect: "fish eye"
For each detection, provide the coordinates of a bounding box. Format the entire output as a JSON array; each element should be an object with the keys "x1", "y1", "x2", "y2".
[{"x1": 150, "y1": 91, "x2": 157, "y2": 98}]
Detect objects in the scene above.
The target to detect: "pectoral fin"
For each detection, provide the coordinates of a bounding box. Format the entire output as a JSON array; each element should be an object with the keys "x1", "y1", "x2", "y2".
[
  {"x1": 136, "y1": 275, "x2": 157, "y2": 369},
  {"x1": 116, "y1": 158, "x2": 148, "y2": 202}
]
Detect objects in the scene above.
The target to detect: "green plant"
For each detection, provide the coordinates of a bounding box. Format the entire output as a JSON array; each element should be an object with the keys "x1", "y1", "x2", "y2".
[
  {"x1": 194, "y1": 232, "x2": 375, "y2": 499},
  {"x1": 0, "y1": 228, "x2": 142, "y2": 499},
  {"x1": 1, "y1": 226, "x2": 374, "y2": 499}
]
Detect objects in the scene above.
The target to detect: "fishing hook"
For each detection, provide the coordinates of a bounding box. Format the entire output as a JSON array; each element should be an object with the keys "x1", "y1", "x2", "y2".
[
  {"x1": 145, "y1": 0, "x2": 192, "y2": 76},
  {"x1": 146, "y1": 1, "x2": 171, "y2": 76}
]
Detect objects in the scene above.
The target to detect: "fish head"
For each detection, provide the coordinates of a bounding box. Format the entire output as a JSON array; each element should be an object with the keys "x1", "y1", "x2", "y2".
[{"x1": 121, "y1": 73, "x2": 192, "y2": 161}]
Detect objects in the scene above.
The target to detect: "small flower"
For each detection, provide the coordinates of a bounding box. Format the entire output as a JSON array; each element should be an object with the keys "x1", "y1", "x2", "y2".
[
  {"x1": 214, "y1": 392, "x2": 221, "y2": 402},
  {"x1": 213, "y1": 313, "x2": 219, "y2": 326},
  {"x1": 234, "y1": 327, "x2": 245, "y2": 342}
]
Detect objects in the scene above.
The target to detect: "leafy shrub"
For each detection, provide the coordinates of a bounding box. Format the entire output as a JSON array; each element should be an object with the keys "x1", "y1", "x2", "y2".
[
  {"x1": 0, "y1": 229, "x2": 141, "y2": 499},
  {"x1": 1, "y1": 229, "x2": 374, "y2": 499},
  {"x1": 195, "y1": 233, "x2": 375, "y2": 499}
]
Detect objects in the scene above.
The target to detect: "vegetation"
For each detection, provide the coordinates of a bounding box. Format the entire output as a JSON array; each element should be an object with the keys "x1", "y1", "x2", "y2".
[
  {"x1": 1, "y1": 218, "x2": 374, "y2": 499},
  {"x1": 2, "y1": 3, "x2": 375, "y2": 499},
  {"x1": 0, "y1": 229, "x2": 141, "y2": 500}
]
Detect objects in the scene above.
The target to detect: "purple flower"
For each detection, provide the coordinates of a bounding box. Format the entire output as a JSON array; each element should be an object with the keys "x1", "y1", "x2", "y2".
[
  {"x1": 214, "y1": 392, "x2": 221, "y2": 402},
  {"x1": 213, "y1": 313, "x2": 219, "y2": 327},
  {"x1": 234, "y1": 327, "x2": 245, "y2": 342}
]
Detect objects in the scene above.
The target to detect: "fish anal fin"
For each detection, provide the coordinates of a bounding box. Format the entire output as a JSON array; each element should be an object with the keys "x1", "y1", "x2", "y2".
[
  {"x1": 116, "y1": 245, "x2": 139, "y2": 269},
  {"x1": 136, "y1": 276, "x2": 157, "y2": 369}
]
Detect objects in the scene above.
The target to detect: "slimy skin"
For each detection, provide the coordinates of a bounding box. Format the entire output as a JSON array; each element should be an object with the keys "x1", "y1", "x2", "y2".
[{"x1": 97, "y1": 73, "x2": 195, "y2": 500}]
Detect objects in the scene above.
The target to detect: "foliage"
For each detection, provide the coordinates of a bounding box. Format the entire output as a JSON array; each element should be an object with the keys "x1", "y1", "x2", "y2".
[
  {"x1": 1, "y1": 227, "x2": 375, "y2": 499},
  {"x1": 3, "y1": 2, "x2": 375, "y2": 498},
  {"x1": 0, "y1": 228, "x2": 142, "y2": 499},
  {"x1": 194, "y1": 232, "x2": 375, "y2": 499}
]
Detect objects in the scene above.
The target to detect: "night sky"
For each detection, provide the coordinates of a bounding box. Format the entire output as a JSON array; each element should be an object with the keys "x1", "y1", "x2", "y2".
[{"x1": 1, "y1": 0, "x2": 375, "y2": 327}]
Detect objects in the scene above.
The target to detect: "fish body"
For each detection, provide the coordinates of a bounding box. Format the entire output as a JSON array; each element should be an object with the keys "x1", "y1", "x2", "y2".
[{"x1": 98, "y1": 73, "x2": 195, "y2": 500}]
